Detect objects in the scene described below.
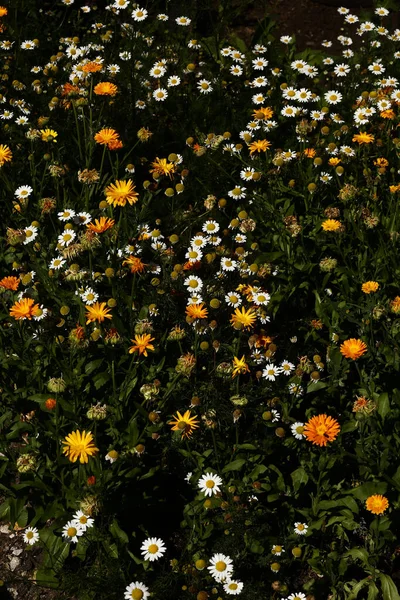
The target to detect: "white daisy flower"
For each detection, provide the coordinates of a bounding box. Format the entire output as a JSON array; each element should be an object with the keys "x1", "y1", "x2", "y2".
[
  {"x1": 334, "y1": 63, "x2": 350, "y2": 77},
  {"x1": 58, "y1": 209, "x2": 76, "y2": 222},
  {"x1": 202, "y1": 220, "x2": 219, "y2": 234},
  {"x1": 49, "y1": 257, "x2": 66, "y2": 270},
  {"x1": 198, "y1": 472, "x2": 223, "y2": 497},
  {"x1": 296, "y1": 88, "x2": 312, "y2": 103},
  {"x1": 62, "y1": 521, "x2": 85, "y2": 543},
  {"x1": 198, "y1": 79, "x2": 213, "y2": 94},
  {"x1": 140, "y1": 537, "x2": 166, "y2": 561},
  {"x1": 251, "y1": 76, "x2": 268, "y2": 87},
  {"x1": 187, "y1": 294, "x2": 203, "y2": 305},
  {"x1": 263, "y1": 363, "x2": 282, "y2": 381},
  {"x1": 184, "y1": 275, "x2": 203, "y2": 291},
  {"x1": 225, "y1": 292, "x2": 242, "y2": 308},
  {"x1": 291, "y1": 422, "x2": 306, "y2": 439},
  {"x1": 124, "y1": 582, "x2": 150, "y2": 600},
  {"x1": 77, "y1": 212, "x2": 92, "y2": 225},
  {"x1": 15, "y1": 185, "x2": 33, "y2": 199},
  {"x1": 375, "y1": 7, "x2": 389, "y2": 16},
  {"x1": 185, "y1": 472, "x2": 192, "y2": 483},
  {"x1": 186, "y1": 248, "x2": 203, "y2": 262},
  {"x1": 271, "y1": 544, "x2": 285, "y2": 556},
  {"x1": 167, "y1": 75, "x2": 181, "y2": 87},
  {"x1": 288, "y1": 593, "x2": 307, "y2": 600},
  {"x1": 230, "y1": 65, "x2": 243, "y2": 76},
  {"x1": 224, "y1": 580, "x2": 244, "y2": 595},
  {"x1": 281, "y1": 105, "x2": 298, "y2": 117},
  {"x1": 72, "y1": 510, "x2": 94, "y2": 531},
  {"x1": 58, "y1": 230, "x2": 76, "y2": 247},
  {"x1": 252, "y1": 291, "x2": 270, "y2": 306},
  {"x1": 221, "y1": 257, "x2": 237, "y2": 272},
  {"x1": 228, "y1": 186, "x2": 246, "y2": 200},
  {"x1": 280, "y1": 35, "x2": 292, "y2": 44},
  {"x1": 208, "y1": 553, "x2": 234, "y2": 581},
  {"x1": 149, "y1": 65, "x2": 166, "y2": 78},
  {"x1": 23, "y1": 526, "x2": 39, "y2": 545},
  {"x1": 324, "y1": 90, "x2": 343, "y2": 104},
  {"x1": 280, "y1": 360, "x2": 295, "y2": 375},
  {"x1": 153, "y1": 88, "x2": 168, "y2": 102},
  {"x1": 294, "y1": 522, "x2": 308, "y2": 535},
  {"x1": 132, "y1": 7, "x2": 148, "y2": 21},
  {"x1": 252, "y1": 57, "x2": 268, "y2": 70},
  {"x1": 175, "y1": 16, "x2": 191, "y2": 26},
  {"x1": 23, "y1": 226, "x2": 38, "y2": 245},
  {"x1": 240, "y1": 168, "x2": 255, "y2": 181},
  {"x1": 271, "y1": 409, "x2": 280, "y2": 422},
  {"x1": 190, "y1": 235, "x2": 208, "y2": 248}
]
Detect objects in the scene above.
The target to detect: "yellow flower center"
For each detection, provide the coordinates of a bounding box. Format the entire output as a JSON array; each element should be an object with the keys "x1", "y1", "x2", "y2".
[
  {"x1": 206, "y1": 480, "x2": 215, "y2": 488},
  {"x1": 26, "y1": 230, "x2": 33, "y2": 237},
  {"x1": 64, "y1": 234, "x2": 72, "y2": 242},
  {"x1": 297, "y1": 524, "x2": 304, "y2": 531},
  {"x1": 67, "y1": 527, "x2": 77, "y2": 537},
  {"x1": 79, "y1": 516, "x2": 88, "y2": 524},
  {"x1": 229, "y1": 295, "x2": 238, "y2": 303},
  {"x1": 148, "y1": 544, "x2": 159, "y2": 554},
  {"x1": 296, "y1": 426, "x2": 304, "y2": 434},
  {"x1": 131, "y1": 590, "x2": 143, "y2": 600},
  {"x1": 177, "y1": 420, "x2": 187, "y2": 430},
  {"x1": 229, "y1": 583, "x2": 238, "y2": 590},
  {"x1": 189, "y1": 251, "x2": 198, "y2": 258},
  {"x1": 274, "y1": 545, "x2": 282, "y2": 553},
  {"x1": 316, "y1": 424, "x2": 327, "y2": 436},
  {"x1": 215, "y1": 561, "x2": 226, "y2": 572},
  {"x1": 87, "y1": 293, "x2": 94, "y2": 301},
  {"x1": 189, "y1": 281, "x2": 199, "y2": 288},
  {"x1": 26, "y1": 531, "x2": 34, "y2": 539}
]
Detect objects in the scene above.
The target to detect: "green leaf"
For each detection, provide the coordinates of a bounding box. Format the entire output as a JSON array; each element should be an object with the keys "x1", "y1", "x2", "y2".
[
  {"x1": 367, "y1": 582, "x2": 380, "y2": 600},
  {"x1": 380, "y1": 574, "x2": 400, "y2": 600},
  {"x1": 85, "y1": 359, "x2": 103, "y2": 375},
  {"x1": 291, "y1": 467, "x2": 308, "y2": 492},
  {"x1": 342, "y1": 548, "x2": 370, "y2": 565},
  {"x1": 109, "y1": 519, "x2": 129, "y2": 545},
  {"x1": 222, "y1": 458, "x2": 246, "y2": 473},
  {"x1": 348, "y1": 481, "x2": 387, "y2": 501},
  {"x1": 377, "y1": 393, "x2": 390, "y2": 420},
  {"x1": 34, "y1": 569, "x2": 59, "y2": 589}
]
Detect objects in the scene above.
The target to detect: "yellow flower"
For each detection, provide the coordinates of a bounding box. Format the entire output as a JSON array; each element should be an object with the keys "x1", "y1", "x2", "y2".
[
  {"x1": 365, "y1": 494, "x2": 389, "y2": 515},
  {"x1": 40, "y1": 128, "x2": 58, "y2": 142},
  {"x1": 123, "y1": 255, "x2": 147, "y2": 274},
  {"x1": 361, "y1": 281, "x2": 379, "y2": 294},
  {"x1": 390, "y1": 296, "x2": 400, "y2": 314},
  {"x1": 232, "y1": 356, "x2": 250, "y2": 378},
  {"x1": 230, "y1": 307, "x2": 257, "y2": 330},
  {"x1": 248, "y1": 139, "x2": 272, "y2": 155},
  {"x1": 352, "y1": 132, "x2": 374, "y2": 145},
  {"x1": 62, "y1": 430, "x2": 99, "y2": 464},
  {"x1": 252, "y1": 106, "x2": 274, "y2": 120},
  {"x1": 340, "y1": 338, "x2": 367, "y2": 360},
  {"x1": 149, "y1": 157, "x2": 176, "y2": 179},
  {"x1": 185, "y1": 303, "x2": 208, "y2": 320},
  {"x1": 85, "y1": 301, "x2": 112, "y2": 324},
  {"x1": 93, "y1": 82, "x2": 118, "y2": 96},
  {"x1": 321, "y1": 219, "x2": 341, "y2": 232},
  {"x1": 129, "y1": 334, "x2": 155, "y2": 356},
  {"x1": 10, "y1": 298, "x2": 40, "y2": 320},
  {"x1": 168, "y1": 410, "x2": 199, "y2": 438},
  {"x1": 374, "y1": 158, "x2": 388, "y2": 168},
  {"x1": 105, "y1": 180, "x2": 139, "y2": 207},
  {"x1": 0, "y1": 144, "x2": 12, "y2": 166},
  {"x1": 0, "y1": 6, "x2": 8, "y2": 17}
]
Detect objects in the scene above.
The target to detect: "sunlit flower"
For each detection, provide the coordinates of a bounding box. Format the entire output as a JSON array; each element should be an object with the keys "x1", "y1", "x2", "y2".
[
  {"x1": 23, "y1": 527, "x2": 39, "y2": 545},
  {"x1": 230, "y1": 307, "x2": 257, "y2": 330},
  {"x1": 352, "y1": 132, "x2": 374, "y2": 144},
  {"x1": 140, "y1": 537, "x2": 166, "y2": 562},
  {"x1": 304, "y1": 414, "x2": 340, "y2": 446},
  {"x1": 124, "y1": 582, "x2": 150, "y2": 600},
  {"x1": 72, "y1": 510, "x2": 94, "y2": 531},
  {"x1": 186, "y1": 303, "x2": 208, "y2": 320},
  {"x1": 10, "y1": 297, "x2": 40, "y2": 320},
  {"x1": 62, "y1": 430, "x2": 99, "y2": 463},
  {"x1": 294, "y1": 522, "x2": 308, "y2": 535},
  {"x1": 0, "y1": 144, "x2": 12, "y2": 166},
  {"x1": 0, "y1": 276, "x2": 20, "y2": 290},
  {"x1": 198, "y1": 472, "x2": 223, "y2": 497},
  {"x1": 85, "y1": 302, "x2": 112, "y2": 324},
  {"x1": 232, "y1": 356, "x2": 250, "y2": 378},
  {"x1": 291, "y1": 422, "x2": 305, "y2": 439},
  {"x1": 94, "y1": 82, "x2": 118, "y2": 96},
  {"x1": 361, "y1": 281, "x2": 379, "y2": 294},
  {"x1": 40, "y1": 128, "x2": 58, "y2": 142},
  {"x1": 149, "y1": 157, "x2": 176, "y2": 179},
  {"x1": 208, "y1": 553, "x2": 234, "y2": 581},
  {"x1": 123, "y1": 256, "x2": 147, "y2": 274},
  {"x1": 249, "y1": 139, "x2": 271, "y2": 154},
  {"x1": 94, "y1": 128, "x2": 120, "y2": 146},
  {"x1": 129, "y1": 334, "x2": 155, "y2": 356},
  {"x1": 322, "y1": 219, "x2": 341, "y2": 231},
  {"x1": 365, "y1": 494, "x2": 389, "y2": 515},
  {"x1": 87, "y1": 217, "x2": 115, "y2": 233},
  {"x1": 340, "y1": 338, "x2": 367, "y2": 360},
  {"x1": 168, "y1": 410, "x2": 199, "y2": 438},
  {"x1": 105, "y1": 180, "x2": 139, "y2": 207}
]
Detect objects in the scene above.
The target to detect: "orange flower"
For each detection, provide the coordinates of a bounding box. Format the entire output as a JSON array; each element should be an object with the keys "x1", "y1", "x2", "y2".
[
  {"x1": 321, "y1": 219, "x2": 341, "y2": 232},
  {"x1": 108, "y1": 139, "x2": 123, "y2": 150},
  {"x1": 94, "y1": 128, "x2": 119, "y2": 146},
  {"x1": 0, "y1": 275, "x2": 20, "y2": 290},
  {"x1": 361, "y1": 281, "x2": 379, "y2": 294},
  {"x1": 94, "y1": 82, "x2": 118, "y2": 96},
  {"x1": 304, "y1": 414, "x2": 340, "y2": 446},
  {"x1": 340, "y1": 338, "x2": 367, "y2": 360},
  {"x1": 85, "y1": 302, "x2": 112, "y2": 324},
  {"x1": 0, "y1": 144, "x2": 12, "y2": 166},
  {"x1": 123, "y1": 255, "x2": 147, "y2": 274},
  {"x1": 128, "y1": 334, "x2": 155, "y2": 356},
  {"x1": 186, "y1": 303, "x2": 208, "y2": 320},
  {"x1": 390, "y1": 296, "x2": 400, "y2": 314},
  {"x1": 10, "y1": 298, "x2": 40, "y2": 320},
  {"x1": 303, "y1": 148, "x2": 316, "y2": 158},
  {"x1": 82, "y1": 61, "x2": 103, "y2": 73},
  {"x1": 352, "y1": 132, "x2": 374, "y2": 145},
  {"x1": 374, "y1": 158, "x2": 388, "y2": 168},
  {"x1": 105, "y1": 180, "x2": 138, "y2": 207},
  {"x1": 380, "y1": 109, "x2": 395, "y2": 119},
  {"x1": 328, "y1": 157, "x2": 341, "y2": 166},
  {"x1": 365, "y1": 494, "x2": 389, "y2": 515},
  {"x1": 87, "y1": 217, "x2": 115, "y2": 233},
  {"x1": 45, "y1": 398, "x2": 57, "y2": 410},
  {"x1": 0, "y1": 6, "x2": 8, "y2": 17},
  {"x1": 252, "y1": 106, "x2": 274, "y2": 120},
  {"x1": 248, "y1": 139, "x2": 272, "y2": 155},
  {"x1": 149, "y1": 157, "x2": 176, "y2": 179}
]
